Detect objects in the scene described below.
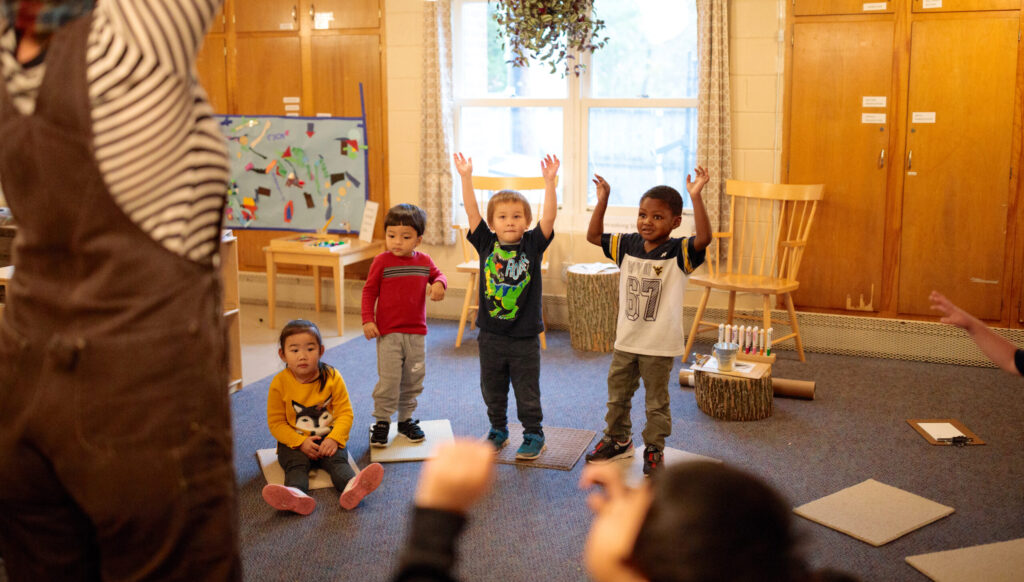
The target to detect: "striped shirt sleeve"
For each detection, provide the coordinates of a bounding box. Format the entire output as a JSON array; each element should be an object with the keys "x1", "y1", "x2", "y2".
[{"x1": 89, "y1": 0, "x2": 228, "y2": 264}]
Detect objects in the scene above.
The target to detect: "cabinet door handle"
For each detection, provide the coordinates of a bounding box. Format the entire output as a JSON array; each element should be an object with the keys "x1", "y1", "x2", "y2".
[
  {"x1": 291, "y1": 5, "x2": 297, "y2": 24},
  {"x1": 879, "y1": 148, "x2": 885, "y2": 169},
  {"x1": 907, "y1": 150, "x2": 912, "y2": 170},
  {"x1": 310, "y1": 4, "x2": 315, "y2": 19}
]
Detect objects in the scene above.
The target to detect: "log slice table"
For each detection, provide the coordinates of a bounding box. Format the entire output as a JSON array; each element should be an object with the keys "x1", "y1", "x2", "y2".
[{"x1": 693, "y1": 368, "x2": 773, "y2": 421}]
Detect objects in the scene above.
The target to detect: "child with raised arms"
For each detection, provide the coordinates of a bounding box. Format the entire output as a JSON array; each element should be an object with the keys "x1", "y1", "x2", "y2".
[
  {"x1": 453, "y1": 152, "x2": 559, "y2": 460},
  {"x1": 584, "y1": 169, "x2": 711, "y2": 476},
  {"x1": 362, "y1": 203, "x2": 448, "y2": 447},
  {"x1": 263, "y1": 319, "x2": 384, "y2": 515}
]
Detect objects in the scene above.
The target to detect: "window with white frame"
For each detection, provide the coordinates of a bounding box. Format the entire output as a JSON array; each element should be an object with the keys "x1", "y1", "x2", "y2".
[{"x1": 452, "y1": 0, "x2": 699, "y2": 222}]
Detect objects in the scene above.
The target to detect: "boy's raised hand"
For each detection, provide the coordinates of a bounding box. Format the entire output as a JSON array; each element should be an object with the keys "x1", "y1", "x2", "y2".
[
  {"x1": 929, "y1": 290, "x2": 973, "y2": 330},
  {"x1": 453, "y1": 152, "x2": 473, "y2": 177},
  {"x1": 686, "y1": 165, "x2": 710, "y2": 197},
  {"x1": 579, "y1": 463, "x2": 653, "y2": 582},
  {"x1": 592, "y1": 174, "x2": 611, "y2": 204},
  {"x1": 541, "y1": 154, "x2": 560, "y2": 182},
  {"x1": 414, "y1": 440, "x2": 495, "y2": 514}
]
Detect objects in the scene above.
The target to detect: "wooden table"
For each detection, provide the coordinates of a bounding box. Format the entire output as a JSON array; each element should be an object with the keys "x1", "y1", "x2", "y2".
[{"x1": 264, "y1": 237, "x2": 383, "y2": 335}]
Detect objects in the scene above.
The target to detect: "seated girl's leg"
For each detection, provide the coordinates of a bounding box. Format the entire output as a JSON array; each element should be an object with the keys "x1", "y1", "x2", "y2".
[
  {"x1": 320, "y1": 446, "x2": 356, "y2": 491},
  {"x1": 276, "y1": 441, "x2": 312, "y2": 492},
  {"x1": 325, "y1": 448, "x2": 383, "y2": 510}
]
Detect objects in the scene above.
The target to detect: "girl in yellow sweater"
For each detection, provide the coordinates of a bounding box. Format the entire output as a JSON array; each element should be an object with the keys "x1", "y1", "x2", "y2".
[{"x1": 264, "y1": 320, "x2": 384, "y2": 514}]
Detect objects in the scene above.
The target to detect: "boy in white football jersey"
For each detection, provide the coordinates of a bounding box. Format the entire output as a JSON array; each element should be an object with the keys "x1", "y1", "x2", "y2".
[{"x1": 584, "y1": 168, "x2": 711, "y2": 476}]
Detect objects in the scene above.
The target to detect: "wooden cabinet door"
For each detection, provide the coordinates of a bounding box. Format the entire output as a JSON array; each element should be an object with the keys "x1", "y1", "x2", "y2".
[
  {"x1": 196, "y1": 37, "x2": 229, "y2": 113},
  {"x1": 912, "y1": 0, "x2": 1020, "y2": 12},
  {"x1": 309, "y1": 0, "x2": 379, "y2": 30},
  {"x1": 897, "y1": 15, "x2": 1018, "y2": 318},
  {"x1": 234, "y1": 36, "x2": 303, "y2": 115},
  {"x1": 209, "y1": 4, "x2": 226, "y2": 33},
  {"x1": 794, "y1": 1, "x2": 893, "y2": 16},
  {"x1": 311, "y1": 34, "x2": 385, "y2": 233},
  {"x1": 789, "y1": 20, "x2": 894, "y2": 311},
  {"x1": 236, "y1": 0, "x2": 299, "y2": 32}
]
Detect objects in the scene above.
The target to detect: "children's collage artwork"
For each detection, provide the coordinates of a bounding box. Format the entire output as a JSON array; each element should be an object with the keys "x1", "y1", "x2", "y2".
[{"x1": 217, "y1": 113, "x2": 370, "y2": 234}]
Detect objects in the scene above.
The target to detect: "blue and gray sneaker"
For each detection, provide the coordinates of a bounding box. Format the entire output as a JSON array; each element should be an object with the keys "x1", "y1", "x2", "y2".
[
  {"x1": 485, "y1": 426, "x2": 509, "y2": 451},
  {"x1": 515, "y1": 432, "x2": 546, "y2": 460}
]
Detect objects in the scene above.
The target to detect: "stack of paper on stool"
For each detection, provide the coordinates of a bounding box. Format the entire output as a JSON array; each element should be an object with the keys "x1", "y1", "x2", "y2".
[
  {"x1": 370, "y1": 419, "x2": 455, "y2": 463},
  {"x1": 256, "y1": 448, "x2": 359, "y2": 490},
  {"x1": 794, "y1": 479, "x2": 954, "y2": 546}
]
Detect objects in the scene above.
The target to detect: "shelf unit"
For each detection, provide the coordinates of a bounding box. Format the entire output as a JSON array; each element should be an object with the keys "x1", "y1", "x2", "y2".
[{"x1": 221, "y1": 233, "x2": 243, "y2": 393}]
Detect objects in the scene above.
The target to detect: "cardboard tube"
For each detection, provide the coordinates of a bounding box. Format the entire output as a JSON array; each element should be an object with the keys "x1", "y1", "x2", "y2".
[{"x1": 679, "y1": 370, "x2": 815, "y2": 400}]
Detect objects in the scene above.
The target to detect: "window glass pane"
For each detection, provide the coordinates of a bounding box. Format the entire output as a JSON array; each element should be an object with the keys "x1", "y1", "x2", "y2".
[
  {"x1": 590, "y1": 0, "x2": 698, "y2": 98},
  {"x1": 455, "y1": 2, "x2": 567, "y2": 98},
  {"x1": 587, "y1": 108, "x2": 696, "y2": 208},
  {"x1": 458, "y1": 107, "x2": 563, "y2": 204}
]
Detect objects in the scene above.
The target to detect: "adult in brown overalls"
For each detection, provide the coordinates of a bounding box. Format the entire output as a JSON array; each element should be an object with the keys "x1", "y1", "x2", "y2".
[{"x1": 0, "y1": 2, "x2": 240, "y2": 580}]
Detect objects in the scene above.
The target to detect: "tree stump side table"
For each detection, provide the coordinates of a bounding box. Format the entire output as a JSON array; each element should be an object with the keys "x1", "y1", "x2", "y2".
[
  {"x1": 694, "y1": 368, "x2": 774, "y2": 421},
  {"x1": 566, "y1": 263, "x2": 620, "y2": 352}
]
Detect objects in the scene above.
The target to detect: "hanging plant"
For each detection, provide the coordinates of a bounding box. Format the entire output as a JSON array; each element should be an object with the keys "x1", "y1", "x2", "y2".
[{"x1": 491, "y1": 0, "x2": 609, "y2": 77}]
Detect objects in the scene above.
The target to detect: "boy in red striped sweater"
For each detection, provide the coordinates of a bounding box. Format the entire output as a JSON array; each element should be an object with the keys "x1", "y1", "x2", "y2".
[{"x1": 362, "y1": 204, "x2": 448, "y2": 447}]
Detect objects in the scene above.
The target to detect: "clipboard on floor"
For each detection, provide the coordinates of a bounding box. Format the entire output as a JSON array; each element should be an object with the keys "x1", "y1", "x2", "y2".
[{"x1": 907, "y1": 418, "x2": 984, "y2": 446}]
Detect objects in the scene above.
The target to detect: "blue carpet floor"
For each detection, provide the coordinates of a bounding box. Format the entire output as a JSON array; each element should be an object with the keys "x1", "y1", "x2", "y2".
[{"x1": 231, "y1": 319, "x2": 1024, "y2": 582}]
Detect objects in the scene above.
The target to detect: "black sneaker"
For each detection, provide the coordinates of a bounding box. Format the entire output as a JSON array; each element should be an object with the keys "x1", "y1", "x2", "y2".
[
  {"x1": 369, "y1": 420, "x2": 390, "y2": 448},
  {"x1": 642, "y1": 445, "x2": 663, "y2": 476},
  {"x1": 397, "y1": 418, "x2": 426, "y2": 442},
  {"x1": 585, "y1": 436, "x2": 635, "y2": 464}
]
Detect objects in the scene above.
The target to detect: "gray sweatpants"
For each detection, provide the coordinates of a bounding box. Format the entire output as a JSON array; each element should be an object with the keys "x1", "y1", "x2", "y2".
[{"x1": 372, "y1": 332, "x2": 426, "y2": 422}]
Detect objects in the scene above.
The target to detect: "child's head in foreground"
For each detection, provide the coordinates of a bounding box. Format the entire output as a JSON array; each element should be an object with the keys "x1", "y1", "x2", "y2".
[
  {"x1": 587, "y1": 461, "x2": 806, "y2": 582},
  {"x1": 486, "y1": 190, "x2": 532, "y2": 244},
  {"x1": 636, "y1": 185, "x2": 683, "y2": 245},
  {"x1": 384, "y1": 203, "x2": 427, "y2": 257}
]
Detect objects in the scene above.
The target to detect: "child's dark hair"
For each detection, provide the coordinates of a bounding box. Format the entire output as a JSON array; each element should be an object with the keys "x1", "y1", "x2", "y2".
[
  {"x1": 640, "y1": 186, "x2": 684, "y2": 217},
  {"x1": 279, "y1": 319, "x2": 336, "y2": 392},
  {"x1": 629, "y1": 462, "x2": 808, "y2": 582},
  {"x1": 384, "y1": 203, "x2": 427, "y2": 236}
]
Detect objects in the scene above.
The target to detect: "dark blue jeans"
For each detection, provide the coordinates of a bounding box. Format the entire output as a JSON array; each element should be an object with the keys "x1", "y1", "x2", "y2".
[
  {"x1": 276, "y1": 441, "x2": 355, "y2": 493},
  {"x1": 478, "y1": 329, "x2": 543, "y2": 434}
]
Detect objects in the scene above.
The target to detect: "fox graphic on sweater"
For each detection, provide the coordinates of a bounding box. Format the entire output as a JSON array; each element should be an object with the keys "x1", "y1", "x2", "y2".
[{"x1": 291, "y1": 396, "x2": 334, "y2": 437}]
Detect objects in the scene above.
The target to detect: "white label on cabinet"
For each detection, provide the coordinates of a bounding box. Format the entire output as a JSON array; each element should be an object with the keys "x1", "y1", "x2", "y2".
[
  {"x1": 285, "y1": 113, "x2": 299, "y2": 117},
  {"x1": 278, "y1": 22, "x2": 294, "y2": 30},
  {"x1": 922, "y1": 0, "x2": 941, "y2": 8},
  {"x1": 912, "y1": 112, "x2": 936, "y2": 123},
  {"x1": 862, "y1": 113, "x2": 886, "y2": 124},
  {"x1": 313, "y1": 11, "x2": 335, "y2": 30},
  {"x1": 284, "y1": 104, "x2": 300, "y2": 112},
  {"x1": 863, "y1": 96, "x2": 887, "y2": 108},
  {"x1": 316, "y1": 113, "x2": 332, "y2": 117},
  {"x1": 863, "y1": 2, "x2": 887, "y2": 11},
  {"x1": 282, "y1": 97, "x2": 301, "y2": 104}
]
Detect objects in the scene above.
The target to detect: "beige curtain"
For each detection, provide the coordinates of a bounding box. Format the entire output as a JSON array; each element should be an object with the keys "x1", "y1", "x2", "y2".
[
  {"x1": 419, "y1": 0, "x2": 456, "y2": 245},
  {"x1": 696, "y1": 0, "x2": 732, "y2": 233}
]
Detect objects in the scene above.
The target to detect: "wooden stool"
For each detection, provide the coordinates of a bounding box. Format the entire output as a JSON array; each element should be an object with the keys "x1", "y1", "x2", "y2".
[
  {"x1": 694, "y1": 367, "x2": 773, "y2": 421},
  {"x1": 566, "y1": 263, "x2": 619, "y2": 352}
]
